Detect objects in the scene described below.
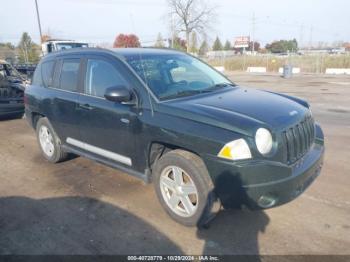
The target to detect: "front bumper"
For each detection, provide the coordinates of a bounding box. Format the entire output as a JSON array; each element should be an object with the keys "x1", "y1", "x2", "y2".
[
  {"x1": 0, "y1": 102, "x2": 24, "y2": 117},
  {"x1": 204, "y1": 125, "x2": 325, "y2": 209}
]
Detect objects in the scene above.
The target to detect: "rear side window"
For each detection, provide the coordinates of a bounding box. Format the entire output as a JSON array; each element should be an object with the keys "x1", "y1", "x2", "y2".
[
  {"x1": 32, "y1": 63, "x2": 43, "y2": 86},
  {"x1": 41, "y1": 61, "x2": 55, "y2": 87},
  {"x1": 84, "y1": 59, "x2": 127, "y2": 98},
  {"x1": 59, "y1": 59, "x2": 80, "y2": 92}
]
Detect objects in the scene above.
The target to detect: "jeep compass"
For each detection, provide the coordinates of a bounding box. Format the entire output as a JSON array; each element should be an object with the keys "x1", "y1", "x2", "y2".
[{"x1": 25, "y1": 48, "x2": 324, "y2": 226}]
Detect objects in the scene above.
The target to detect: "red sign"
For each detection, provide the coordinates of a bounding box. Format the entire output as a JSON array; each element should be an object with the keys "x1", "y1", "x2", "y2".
[{"x1": 234, "y1": 36, "x2": 250, "y2": 48}]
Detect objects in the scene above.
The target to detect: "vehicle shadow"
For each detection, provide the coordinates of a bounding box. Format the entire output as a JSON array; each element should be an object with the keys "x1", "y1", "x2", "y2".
[
  {"x1": 0, "y1": 196, "x2": 182, "y2": 255},
  {"x1": 197, "y1": 171, "x2": 270, "y2": 256}
]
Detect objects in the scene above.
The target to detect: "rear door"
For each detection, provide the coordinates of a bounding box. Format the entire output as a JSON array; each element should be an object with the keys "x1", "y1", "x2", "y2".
[
  {"x1": 46, "y1": 57, "x2": 83, "y2": 142},
  {"x1": 73, "y1": 55, "x2": 139, "y2": 168}
]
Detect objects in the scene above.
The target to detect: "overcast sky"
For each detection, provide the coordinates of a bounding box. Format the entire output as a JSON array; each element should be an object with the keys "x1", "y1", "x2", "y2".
[{"x1": 1, "y1": 0, "x2": 349, "y2": 47}]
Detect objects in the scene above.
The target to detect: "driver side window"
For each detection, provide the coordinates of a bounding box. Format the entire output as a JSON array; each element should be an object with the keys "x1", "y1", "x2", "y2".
[{"x1": 85, "y1": 59, "x2": 127, "y2": 98}]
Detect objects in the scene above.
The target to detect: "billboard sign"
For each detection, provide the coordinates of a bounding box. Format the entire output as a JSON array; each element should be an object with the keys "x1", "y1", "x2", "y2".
[{"x1": 234, "y1": 36, "x2": 250, "y2": 48}]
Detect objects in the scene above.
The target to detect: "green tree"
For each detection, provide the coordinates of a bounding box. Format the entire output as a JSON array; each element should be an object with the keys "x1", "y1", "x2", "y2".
[
  {"x1": 224, "y1": 40, "x2": 232, "y2": 50},
  {"x1": 189, "y1": 32, "x2": 198, "y2": 53},
  {"x1": 212, "y1": 36, "x2": 223, "y2": 51},
  {"x1": 265, "y1": 39, "x2": 298, "y2": 53},
  {"x1": 198, "y1": 39, "x2": 209, "y2": 56},
  {"x1": 17, "y1": 32, "x2": 40, "y2": 63},
  {"x1": 0, "y1": 42, "x2": 16, "y2": 63},
  {"x1": 154, "y1": 33, "x2": 165, "y2": 48}
]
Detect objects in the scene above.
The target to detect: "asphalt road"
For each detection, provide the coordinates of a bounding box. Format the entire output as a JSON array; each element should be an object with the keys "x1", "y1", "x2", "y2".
[{"x1": 0, "y1": 73, "x2": 349, "y2": 255}]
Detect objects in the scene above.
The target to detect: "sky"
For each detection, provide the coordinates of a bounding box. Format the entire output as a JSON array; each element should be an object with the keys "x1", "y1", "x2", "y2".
[{"x1": 1, "y1": 0, "x2": 350, "y2": 47}]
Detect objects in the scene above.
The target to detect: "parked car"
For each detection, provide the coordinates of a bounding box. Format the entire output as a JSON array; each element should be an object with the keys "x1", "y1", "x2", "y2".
[
  {"x1": 0, "y1": 60, "x2": 26, "y2": 119},
  {"x1": 25, "y1": 48, "x2": 324, "y2": 226}
]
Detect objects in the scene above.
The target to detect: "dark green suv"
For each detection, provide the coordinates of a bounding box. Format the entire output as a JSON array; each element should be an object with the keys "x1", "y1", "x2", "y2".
[{"x1": 25, "y1": 48, "x2": 324, "y2": 226}]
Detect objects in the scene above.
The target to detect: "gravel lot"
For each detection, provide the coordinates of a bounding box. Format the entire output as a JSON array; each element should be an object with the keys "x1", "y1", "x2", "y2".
[{"x1": 0, "y1": 73, "x2": 349, "y2": 255}]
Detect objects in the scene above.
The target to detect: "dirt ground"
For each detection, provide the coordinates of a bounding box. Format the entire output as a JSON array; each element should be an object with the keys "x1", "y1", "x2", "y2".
[{"x1": 0, "y1": 73, "x2": 349, "y2": 255}]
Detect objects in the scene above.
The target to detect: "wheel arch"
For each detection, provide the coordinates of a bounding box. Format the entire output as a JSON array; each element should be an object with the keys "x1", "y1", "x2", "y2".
[
  {"x1": 147, "y1": 141, "x2": 202, "y2": 173},
  {"x1": 31, "y1": 112, "x2": 45, "y2": 129}
]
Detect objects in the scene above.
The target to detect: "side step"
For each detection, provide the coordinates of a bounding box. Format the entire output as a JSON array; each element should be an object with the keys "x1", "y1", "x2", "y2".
[{"x1": 62, "y1": 144, "x2": 151, "y2": 184}]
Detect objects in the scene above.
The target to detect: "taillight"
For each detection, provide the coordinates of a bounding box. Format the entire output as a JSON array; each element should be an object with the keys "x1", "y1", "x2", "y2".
[{"x1": 24, "y1": 93, "x2": 28, "y2": 105}]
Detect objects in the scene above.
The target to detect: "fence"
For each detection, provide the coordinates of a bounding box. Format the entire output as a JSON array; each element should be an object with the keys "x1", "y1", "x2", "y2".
[{"x1": 206, "y1": 53, "x2": 350, "y2": 74}]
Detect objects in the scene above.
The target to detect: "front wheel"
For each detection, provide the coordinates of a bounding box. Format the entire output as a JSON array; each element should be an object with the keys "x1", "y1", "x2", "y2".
[{"x1": 153, "y1": 149, "x2": 220, "y2": 227}]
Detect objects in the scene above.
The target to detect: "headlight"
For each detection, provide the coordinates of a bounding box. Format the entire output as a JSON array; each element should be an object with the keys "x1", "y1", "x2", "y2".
[
  {"x1": 218, "y1": 139, "x2": 252, "y2": 160},
  {"x1": 255, "y1": 128, "x2": 273, "y2": 155}
]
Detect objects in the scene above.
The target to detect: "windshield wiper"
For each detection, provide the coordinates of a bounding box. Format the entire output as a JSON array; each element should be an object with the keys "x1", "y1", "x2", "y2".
[
  {"x1": 160, "y1": 83, "x2": 235, "y2": 100},
  {"x1": 160, "y1": 89, "x2": 212, "y2": 100},
  {"x1": 204, "y1": 82, "x2": 236, "y2": 92}
]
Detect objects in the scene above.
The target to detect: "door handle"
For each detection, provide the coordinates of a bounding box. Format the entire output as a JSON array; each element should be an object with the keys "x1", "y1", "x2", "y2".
[{"x1": 78, "y1": 103, "x2": 94, "y2": 110}]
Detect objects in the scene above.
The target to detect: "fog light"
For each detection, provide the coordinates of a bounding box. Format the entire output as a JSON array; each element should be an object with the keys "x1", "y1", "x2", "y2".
[{"x1": 258, "y1": 195, "x2": 277, "y2": 208}]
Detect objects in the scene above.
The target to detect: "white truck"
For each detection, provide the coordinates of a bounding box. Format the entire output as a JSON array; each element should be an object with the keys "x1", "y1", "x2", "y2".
[{"x1": 41, "y1": 39, "x2": 89, "y2": 55}]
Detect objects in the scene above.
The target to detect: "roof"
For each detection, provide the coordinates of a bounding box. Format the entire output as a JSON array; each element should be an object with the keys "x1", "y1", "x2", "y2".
[
  {"x1": 109, "y1": 48, "x2": 184, "y2": 56},
  {"x1": 41, "y1": 47, "x2": 185, "y2": 62}
]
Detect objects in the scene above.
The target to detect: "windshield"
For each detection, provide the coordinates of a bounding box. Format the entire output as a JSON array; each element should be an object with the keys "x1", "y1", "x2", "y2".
[
  {"x1": 56, "y1": 43, "x2": 88, "y2": 51},
  {"x1": 0, "y1": 63, "x2": 21, "y2": 78},
  {"x1": 125, "y1": 53, "x2": 234, "y2": 100}
]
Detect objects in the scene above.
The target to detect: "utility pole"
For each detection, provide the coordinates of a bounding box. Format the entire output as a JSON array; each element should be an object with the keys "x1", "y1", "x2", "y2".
[
  {"x1": 309, "y1": 25, "x2": 313, "y2": 50},
  {"x1": 251, "y1": 13, "x2": 256, "y2": 54},
  {"x1": 171, "y1": 14, "x2": 175, "y2": 48},
  {"x1": 34, "y1": 0, "x2": 43, "y2": 43},
  {"x1": 251, "y1": 13, "x2": 256, "y2": 53},
  {"x1": 299, "y1": 24, "x2": 304, "y2": 48}
]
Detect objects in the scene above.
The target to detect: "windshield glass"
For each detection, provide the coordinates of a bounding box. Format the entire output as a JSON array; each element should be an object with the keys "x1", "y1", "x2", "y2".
[
  {"x1": 56, "y1": 43, "x2": 88, "y2": 51},
  {"x1": 125, "y1": 53, "x2": 233, "y2": 100},
  {"x1": 1, "y1": 64, "x2": 21, "y2": 78}
]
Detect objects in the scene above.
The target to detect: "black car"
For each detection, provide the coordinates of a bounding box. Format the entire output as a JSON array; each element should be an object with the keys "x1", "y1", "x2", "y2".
[
  {"x1": 0, "y1": 60, "x2": 26, "y2": 119},
  {"x1": 25, "y1": 48, "x2": 324, "y2": 226}
]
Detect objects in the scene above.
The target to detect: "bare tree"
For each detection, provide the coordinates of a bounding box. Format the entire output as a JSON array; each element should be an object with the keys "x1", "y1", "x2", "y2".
[{"x1": 167, "y1": 0, "x2": 216, "y2": 52}]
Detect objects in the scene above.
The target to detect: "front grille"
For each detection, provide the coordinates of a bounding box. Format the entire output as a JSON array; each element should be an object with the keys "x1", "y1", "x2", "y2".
[
  {"x1": 282, "y1": 116, "x2": 315, "y2": 164},
  {"x1": 0, "y1": 87, "x2": 23, "y2": 99}
]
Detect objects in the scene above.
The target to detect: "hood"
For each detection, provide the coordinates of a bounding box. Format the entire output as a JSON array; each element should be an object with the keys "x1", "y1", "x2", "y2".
[{"x1": 162, "y1": 87, "x2": 310, "y2": 136}]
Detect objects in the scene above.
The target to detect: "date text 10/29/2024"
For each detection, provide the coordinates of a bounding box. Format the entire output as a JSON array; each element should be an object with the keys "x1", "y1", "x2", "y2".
[{"x1": 127, "y1": 256, "x2": 219, "y2": 261}]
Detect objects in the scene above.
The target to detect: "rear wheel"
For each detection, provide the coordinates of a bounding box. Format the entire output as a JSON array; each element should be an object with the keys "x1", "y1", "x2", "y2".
[
  {"x1": 36, "y1": 117, "x2": 68, "y2": 163},
  {"x1": 153, "y1": 149, "x2": 220, "y2": 227}
]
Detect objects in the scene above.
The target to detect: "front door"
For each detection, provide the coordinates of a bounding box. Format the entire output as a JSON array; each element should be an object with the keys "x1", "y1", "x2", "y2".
[{"x1": 73, "y1": 56, "x2": 139, "y2": 168}]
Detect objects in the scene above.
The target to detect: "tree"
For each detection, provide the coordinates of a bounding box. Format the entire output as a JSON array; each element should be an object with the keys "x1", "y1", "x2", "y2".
[
  {"x1": 212, "y1": 36, "x2": 223, "y2": 51},
  {"x1": 169, "y1": 36, "x2": 187, "y2": 51},
  {"x1": 167, "y1": 0, "x2": 216, "y2": 53},
  {"x1": 0, "y1": 42, "x2": 16, "y2": 63},
  {"x1": 41, "y1": 34, "x2": 52, "y2": 43},
  {"x1": 248, "y1": 41, "x2": 260, "y2": 52},
  {"x1": 198, "y1": 39, "x2": 209, "y2": 56},
  {"x1": 154, "y1": 33, "x2": 165, "y2": 48},
  {"x1": 113, "y1": 34, "x2": 141, "y2": 48},
  {"x1": 189, "y1": 32, "x2": 198, "y2": 53},
  {"x1": 224, "y1": 40, "x2": 232, "y2": 51},
  {"x1": 265, "y1": 39, "x2": 298, "y2": 53},
  {"x1": 17, "y1": 32, "x2": 40, "y2": 63}
]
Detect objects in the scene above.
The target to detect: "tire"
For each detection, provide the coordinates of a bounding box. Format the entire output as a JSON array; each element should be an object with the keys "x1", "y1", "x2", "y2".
[
  {"x1": 153, "y1": 149, "x2": 220, "y2": 227},
  {"x1": 36, "y1": 117, "x2": 68, "y2": 163}
]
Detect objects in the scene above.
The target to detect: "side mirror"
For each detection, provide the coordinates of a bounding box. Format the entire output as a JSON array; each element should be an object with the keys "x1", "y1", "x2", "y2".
[{"x1": 104, "y1": 85, "x2": 133, "y2": 103}]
